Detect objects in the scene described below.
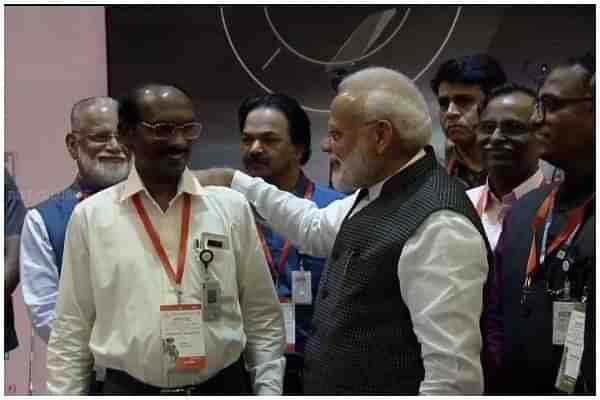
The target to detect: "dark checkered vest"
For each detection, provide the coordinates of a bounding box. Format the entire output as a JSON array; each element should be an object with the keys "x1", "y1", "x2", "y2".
[{"x1": 303, "y1": 147, "x2": 489, "y2": 394}]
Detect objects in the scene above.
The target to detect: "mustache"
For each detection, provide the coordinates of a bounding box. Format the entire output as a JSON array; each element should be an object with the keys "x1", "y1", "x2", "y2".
[
  {"x1": 158, "y1": 145, "x2": 189, "y2": 157},
  {"x1": 243, "y1": 154, "x2": 269, "y2": 166}
]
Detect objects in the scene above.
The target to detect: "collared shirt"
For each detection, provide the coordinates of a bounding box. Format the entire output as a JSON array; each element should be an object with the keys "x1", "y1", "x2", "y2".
[
  {"x1": 46, "y1": 166, "x2": 285, "y2": 394},
  {"x1": 20, "y1": 208, "x2": 61, "y2": 342},
  {"x1": 20, "y1": 183, "x2": 86, "y2": 343},
  {"x1": 446, "y1": 145, "x2": 487, "y2": 189},
  {"x1": 466, "y1": 169, "x2": 546, "y2": 249},
  {"x1": 258, "y1": 172, "x2": 344, "y2": 353},
  {"x1": 231, "y1": 149, "x2": 489, "y2": 395}
]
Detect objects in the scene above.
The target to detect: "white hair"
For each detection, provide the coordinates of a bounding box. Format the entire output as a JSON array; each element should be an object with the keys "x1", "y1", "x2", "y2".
[{"x1": 338, "y1": 67, "x2": 432, "y2": 152}]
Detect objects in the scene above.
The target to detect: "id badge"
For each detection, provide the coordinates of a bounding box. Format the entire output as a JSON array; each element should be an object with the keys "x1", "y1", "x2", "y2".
[
  {"x1": 553, "y1": 301, "x2": 576, "y2": 345},
  {"x1": 555, "y1": 303, "x2": 586, "y2": 393},
  {"x1": 160, "y1": 304, "x2": 207, "y2": 371},
  {"x1": 292, "y1": 270, "x2": 312, "y2": 304},
  {"x1": 280, "y1": 299, "x2": 295, "y2": 353},
  {"x1": 202, "y1": 279, "x2": 222, "y2": 322}
]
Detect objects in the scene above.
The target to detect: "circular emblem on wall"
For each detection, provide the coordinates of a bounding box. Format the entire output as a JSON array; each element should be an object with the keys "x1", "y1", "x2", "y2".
[{"x1": 221, "y1": 6, "x2": 462, "y2": 113}]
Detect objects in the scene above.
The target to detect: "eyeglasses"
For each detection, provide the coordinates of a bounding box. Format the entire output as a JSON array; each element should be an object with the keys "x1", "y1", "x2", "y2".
[
  {"x1": 73, "y1": 130, "x2": 121, "y2": 144},
  {"x1": 533, "y1": 94, "x2": 594, "y2": 122},
  {"x1": 477, "y1": 120, "x2": 529, "y2": 137},
  {"x1": 139, "y1": 121, "x2": 202, "y2": 140}
]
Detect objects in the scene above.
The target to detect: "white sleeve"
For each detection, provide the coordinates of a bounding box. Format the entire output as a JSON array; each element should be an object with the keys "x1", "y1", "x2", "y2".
[
  {"x1": 398, "y1": 210, "x2": 488, "y2": 395},
  {"x1": 231, "y1": 171, "x2": 354, "y2": 258},
  {"x1": 19, "y1": 209, "x2": 60, "y2": 343},
  {"x1": 234, "y1": 197, "x2": 286, "y2": 395},
  {"x1": 46, "y1": 206, "x2": 95, "y2": 394}
]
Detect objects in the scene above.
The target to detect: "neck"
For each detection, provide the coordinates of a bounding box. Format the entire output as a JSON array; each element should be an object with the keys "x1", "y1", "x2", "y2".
[
  {"x1": 377, "y1": 150, "x2": 419, "y2": 184},
  {"x1": 271, "y1": 167, "x2": 301, "y2": 193},
  {"x1": 455, "y1": 142, "x2": 483, "y2": 172},
  {"x1": 138, "y1": 171, "x2": 180, "y2": 212},
  {"x1": 488, "y1": 165, "x2": 538, "y2": 199},
  {"x1": 560, "y1": 167, "x2": 594, "y2": 200},
  {"x1": 75, "y1": 174, "x2": 101, "y2": 194}
]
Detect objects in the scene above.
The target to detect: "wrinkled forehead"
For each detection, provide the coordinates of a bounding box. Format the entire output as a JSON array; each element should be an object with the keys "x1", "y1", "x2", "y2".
[{"x1": 78, "y1": 101, "x2": 119, "y2": 131}]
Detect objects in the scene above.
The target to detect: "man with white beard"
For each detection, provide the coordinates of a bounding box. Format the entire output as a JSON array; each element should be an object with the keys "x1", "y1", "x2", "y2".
[
  {"x1": 19, "y1": 96, "x2": 129, "y2": 394},
  {"x1": 196, "y1": 67, "x2": 490, "y2": 394}
]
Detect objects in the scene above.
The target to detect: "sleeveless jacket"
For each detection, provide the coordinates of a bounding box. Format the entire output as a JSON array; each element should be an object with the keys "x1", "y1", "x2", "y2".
[
  {"x1": 35, "y1": 187, "x2": 80, "y2": 275},
  {"x1": 500, "y1": 185, "x2": 595, "y2": 394},
  {"x1": 303, "y1": 147, "x2": 490, "y2": 394}
]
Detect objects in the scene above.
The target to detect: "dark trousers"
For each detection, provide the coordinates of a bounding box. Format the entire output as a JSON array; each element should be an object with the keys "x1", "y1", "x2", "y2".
[
  {"x1": 283, "y1": 353, "x2": 304, "y2": 395},
  {"x1": 102, "y1": 358, "x2": 251, "y2": 395}
]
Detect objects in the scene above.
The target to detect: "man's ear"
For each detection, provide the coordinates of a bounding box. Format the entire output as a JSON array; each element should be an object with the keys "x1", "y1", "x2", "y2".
[
  {"x1": 65, "y1": 133, "x2": 79, "y2": 161},
  {"x1": 374, "y1": 120, "x2": 394, "y2": 155}
]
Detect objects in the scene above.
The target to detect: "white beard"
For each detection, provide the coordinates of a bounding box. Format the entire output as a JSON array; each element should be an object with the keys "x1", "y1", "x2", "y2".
[
  {"x1": 331, "y1": 145, "x2": 381, "y2": 193},
  {"x1": 77, "y1": 147, "x2": 130, "y2": 190}
]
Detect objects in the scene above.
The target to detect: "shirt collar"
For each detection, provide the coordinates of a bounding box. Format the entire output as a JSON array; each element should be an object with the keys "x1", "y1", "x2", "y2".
[
  {"x1": 364, "y1": 149, "x2": 427, "y2": 202},
  {"x1": 482, "y1": 168, "x2": 545, "y2": 210},
  {"x1": 119, "y1": 164, "x2": 206, "y2": 204}
]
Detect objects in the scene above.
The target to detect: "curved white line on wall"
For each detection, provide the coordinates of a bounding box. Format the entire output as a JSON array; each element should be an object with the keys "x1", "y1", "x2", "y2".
[
  {"x1": 264, "y1": 7, "x2": 411, "y2": 66},
  {"x1": 412, "y1": 6, "x2": 462, "y2": 82},
  {"x1": 221, "y1": 6, "x2": 462, "y2": 113}
]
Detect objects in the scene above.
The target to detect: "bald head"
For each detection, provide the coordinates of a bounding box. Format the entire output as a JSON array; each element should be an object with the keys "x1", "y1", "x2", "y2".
[
  {"x1": 118, "y1": 84, "x2": 194, "y2": 132},
  {"x1": 338, "y1": 67, "x2": 432, "y2": 153},
  {"x1": 70, "y1": 97, "x2": 118, "y2": 132}
]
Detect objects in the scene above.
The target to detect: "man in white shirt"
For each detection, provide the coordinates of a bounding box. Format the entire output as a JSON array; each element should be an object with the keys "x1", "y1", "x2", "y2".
[
  {"x1": 198, "y1": 67, "x2": 490, "y2": 394},
  {"x1": 46, "y1": 84, "x2": 285, "y2": 395},
  {"x1": 20, "y1": 96, "x2": 130, "y2": 393},
  {"x1": 467, "y1": 83, "x2": 545, "y2": 250}
]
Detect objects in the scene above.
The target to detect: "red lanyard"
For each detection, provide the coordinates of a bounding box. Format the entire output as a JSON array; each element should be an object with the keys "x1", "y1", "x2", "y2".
[
  {"x1": 446, "y1": 157, "x2": 457, "y2": 176},
  {"x1": 256, "y1": 179, "x2": 315, "y2": 280},
  {"x1": 524, "y1": 188, "x2": 593, "y2": 287},
  {"x1": 132, "y1": 193, "x2": 192, "y2": 287}
]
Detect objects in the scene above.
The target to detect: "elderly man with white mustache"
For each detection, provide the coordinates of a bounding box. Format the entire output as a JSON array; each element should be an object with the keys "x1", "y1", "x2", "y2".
[{"x1": 19, "y1": 96, "x2": 130, "y2": 394}]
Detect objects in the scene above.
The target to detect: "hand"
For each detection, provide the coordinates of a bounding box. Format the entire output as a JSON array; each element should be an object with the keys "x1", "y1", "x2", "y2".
[{"x1": 192, "y1": 168, "x2": 236, "y2": 187}]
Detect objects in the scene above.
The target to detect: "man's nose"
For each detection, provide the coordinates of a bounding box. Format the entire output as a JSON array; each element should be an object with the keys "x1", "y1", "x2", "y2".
[
  {"x1": 249, "y1": 139, "x2": 263, "y2": 153},
  {"x1": 320, "y1": 135, "x2": 332, "y2": 153},
  {"x1": 445, "y1": 101, "x2": 461, "y2": 117},
  {"x1": 105, "y1": 135, "x2": 126, "y2": 154}
]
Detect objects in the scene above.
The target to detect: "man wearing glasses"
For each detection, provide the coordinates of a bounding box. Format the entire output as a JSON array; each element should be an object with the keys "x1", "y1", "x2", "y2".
[
  {"x1": 466, "y1": 83, "x2": 544, "y2": 251},
  {"x1": 46, "y1": 84, "x2": 285, "y2": 395},
  {"x1": 20, "y1": 96, "x2": 130, "y2": 393},
  {"x1": 464, "y1": 83, "x2": 545, "y2": 393},
  {"x1": 492, "y1": 53, "x2": 595, "y2": 394},
  {"x1": 430, "y1": 54, "x2": 507, "y2": 189}
]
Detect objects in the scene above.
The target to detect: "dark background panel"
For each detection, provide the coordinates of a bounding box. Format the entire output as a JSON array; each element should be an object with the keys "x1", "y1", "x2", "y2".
[{"x1": 106, "y1": 5, "x2": 594, "y2": 184}]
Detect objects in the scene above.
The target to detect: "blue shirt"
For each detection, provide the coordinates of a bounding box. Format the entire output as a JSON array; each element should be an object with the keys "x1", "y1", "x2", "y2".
[{"x1": 258, "y1": 173, "x2": 345, "y2": 353}]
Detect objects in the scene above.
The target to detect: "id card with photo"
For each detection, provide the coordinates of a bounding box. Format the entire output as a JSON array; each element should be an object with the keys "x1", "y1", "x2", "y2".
[{"x1": 160, "y1": 304, "x2": 207, "y2": 371}]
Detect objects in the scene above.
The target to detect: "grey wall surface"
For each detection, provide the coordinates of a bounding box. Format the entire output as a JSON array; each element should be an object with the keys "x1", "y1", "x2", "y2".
[{"x1": 106, "y1": 5, "x2": 594, "y2": 187}]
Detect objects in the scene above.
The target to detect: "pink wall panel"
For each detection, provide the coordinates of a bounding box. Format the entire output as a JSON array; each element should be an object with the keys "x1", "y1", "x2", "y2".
[{"x1": 4, "y1": 6, "x2": 107, "y2": 394}]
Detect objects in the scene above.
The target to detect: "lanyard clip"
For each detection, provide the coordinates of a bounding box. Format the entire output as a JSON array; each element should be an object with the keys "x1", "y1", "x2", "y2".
[{"x1": 520, "y1": 277, "x2": 533, "y2": 317}]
